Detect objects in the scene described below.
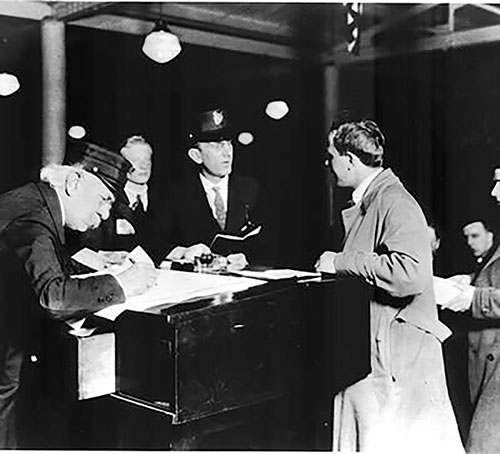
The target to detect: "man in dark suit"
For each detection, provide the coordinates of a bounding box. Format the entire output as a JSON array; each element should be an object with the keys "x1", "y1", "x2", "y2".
[
  {"x1": 78, "y1": 136, "x2": 154, "y2": 254},
  {"x1": 153, "y1": 108, "x2": 263, "y2": 267},
  {"x1": 0, "y1": 143, "x2": 158, "y2": 448}
]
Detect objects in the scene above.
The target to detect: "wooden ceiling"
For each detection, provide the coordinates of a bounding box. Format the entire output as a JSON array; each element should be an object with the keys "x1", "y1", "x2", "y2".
[{"x1": 2, "y1": 2, "x2": 500, "y2": 64}]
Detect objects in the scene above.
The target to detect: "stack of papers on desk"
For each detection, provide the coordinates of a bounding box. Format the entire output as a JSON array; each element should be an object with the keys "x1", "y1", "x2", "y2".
[
  {"x1": 72, "y1": 246, "x2": 267, "y2": 322},
  {"x1": 95, "y1": 269, "x2": 267, "y2": 321}
]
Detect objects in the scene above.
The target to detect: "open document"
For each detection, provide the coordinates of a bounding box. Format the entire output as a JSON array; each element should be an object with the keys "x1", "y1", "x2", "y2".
[
  {"x1": 95, "y1": 269, "x2": 266, "y2": 321},
  {"x1": 73, "y1": 245, "x2": 266, "y2": 321}
]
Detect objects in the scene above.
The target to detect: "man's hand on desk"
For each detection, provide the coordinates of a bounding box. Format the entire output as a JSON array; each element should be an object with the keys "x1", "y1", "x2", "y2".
[
  {"x1": 116, "y1": 262, "x2": 159, "y2": 298},
  {"x1": 166, "y1": 243, "x2": 212, "y2": 262},
  {"x1": 227, "y1": 253, "x2": 248, "y2": 271},
  {"x1": 314, "y1": 251, "x2": 337, "y2": 274}
]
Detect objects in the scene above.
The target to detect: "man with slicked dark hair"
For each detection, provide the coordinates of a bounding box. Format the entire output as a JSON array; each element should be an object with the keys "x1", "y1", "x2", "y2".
[{"x1": 315, "y1": 119, "x2": 462, "y2": 452}]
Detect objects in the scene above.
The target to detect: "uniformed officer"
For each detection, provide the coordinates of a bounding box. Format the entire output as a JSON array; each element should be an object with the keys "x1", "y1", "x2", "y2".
[{"x1": 0, "y1": 142, "x2": 158, "y2": 448}]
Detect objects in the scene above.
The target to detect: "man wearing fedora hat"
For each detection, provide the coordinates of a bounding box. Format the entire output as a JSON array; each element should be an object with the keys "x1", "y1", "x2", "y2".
[
  {"x1": 0, "y1": 142, "x2": 158, "y2": 448},
  {"x1": 154, "y1": 108, "x2": 263, "y2": 267}
]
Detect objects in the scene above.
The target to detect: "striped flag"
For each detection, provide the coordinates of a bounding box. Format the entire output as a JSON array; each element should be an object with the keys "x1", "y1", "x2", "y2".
[{"x1": 344, "y1": 3, "x2": 362, "y2": 55}]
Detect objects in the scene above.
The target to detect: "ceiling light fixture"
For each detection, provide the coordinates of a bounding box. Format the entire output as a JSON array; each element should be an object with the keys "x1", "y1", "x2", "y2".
[
  {"x1": 0, "y1": 72, "x2": 20, "y2": 97},
  {"x1": 265, "y1": 100, "x2": 289, "y2": 120},
  {"x1": 142, "y1": 18, "x2": 182, "y2": 64},
  {"x1": 68, "y1": 125, "x2": 86, "y2": 139},
  {"x1": 0, "y1": 37, "x2": 20, "y2": 97},
  {"x1": 238, "y1": 132, "x2": 254, "y2": 146}
]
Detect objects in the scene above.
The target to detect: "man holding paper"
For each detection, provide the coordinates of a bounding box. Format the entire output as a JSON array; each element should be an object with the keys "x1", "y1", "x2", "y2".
[
  {"x1": 440, "y1": 167, "x2": 500, "y2": 452},
  {"x1": 154, "y1": 108, "x2": 263, "y2": 269},
  {"x1": 315, "y1": 119, "x2": 462, "y2": 452},
  {"x1": 0, "y1": 143, "x2": 158, "y2": 447}
]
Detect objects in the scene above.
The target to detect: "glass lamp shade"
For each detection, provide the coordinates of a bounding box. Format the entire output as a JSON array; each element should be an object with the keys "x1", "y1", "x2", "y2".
[
  {"x1": 0, "y1": 73, "x2": 20, "y2": 96},
  {"x1": 142, "y1": 23, "x2": 182, "y2": 64},
  {"x1": 265, "y1": 100, "x2": 289, "y2": 120}
]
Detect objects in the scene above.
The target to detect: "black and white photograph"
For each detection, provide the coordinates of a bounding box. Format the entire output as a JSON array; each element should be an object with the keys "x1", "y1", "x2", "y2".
[{"x1": 0, "y1": 1, "x2": 498, "y2": 452}]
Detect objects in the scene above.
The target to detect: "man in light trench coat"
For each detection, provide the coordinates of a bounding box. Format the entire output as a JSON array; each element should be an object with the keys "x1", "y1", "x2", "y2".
[{"x1": 315, "y1": 119, "x2": 463, "y2": 452}]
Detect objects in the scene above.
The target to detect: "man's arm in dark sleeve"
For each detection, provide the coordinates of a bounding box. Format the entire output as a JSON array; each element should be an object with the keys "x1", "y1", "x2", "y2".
[{"x1": 6, "y1": 220, "x2": 125, "y2": 320}]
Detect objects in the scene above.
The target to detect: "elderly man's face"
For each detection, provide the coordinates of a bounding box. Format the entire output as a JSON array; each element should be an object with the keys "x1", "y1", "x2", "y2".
[
  {"x1": 123, "y1": 143, "x2": 152, "y2": 185},
  {"x1": 326, "y1": 132, "x2": 353, "y2": 188},
  {"x1": 197, "y1": 140, "x2": 233, "y2": 179},
  {"x1": 64, "y1": 171, "x2": 114, "y2": 232},
  {"x1": 463, "y1": 221, "x2": 493, "y2": 257}
]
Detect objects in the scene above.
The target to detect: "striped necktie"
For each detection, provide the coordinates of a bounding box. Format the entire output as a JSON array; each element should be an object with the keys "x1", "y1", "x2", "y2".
[{"x1": 213, "y1": 186, "x2": 226, "y2": 229}]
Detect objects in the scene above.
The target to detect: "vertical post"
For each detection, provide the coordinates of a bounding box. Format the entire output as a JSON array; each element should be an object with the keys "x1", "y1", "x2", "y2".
[
  {"x1": 41, "y1": 17, "x2": 66, "y2": 165},
  {"x1": 323, "y1": 64, "x2": 339, "y2": 228}
]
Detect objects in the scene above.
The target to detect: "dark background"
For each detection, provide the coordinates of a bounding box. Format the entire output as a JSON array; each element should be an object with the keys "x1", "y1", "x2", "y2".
[{"x1": 1, "y1": 22, "x2": 498, "y2": 274}]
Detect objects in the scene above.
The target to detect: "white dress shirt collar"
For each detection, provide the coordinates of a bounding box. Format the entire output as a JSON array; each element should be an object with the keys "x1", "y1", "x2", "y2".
[
  {"x1": 199, "y1": 173, "x2": 229, "y2": 216},
  {"x1": 53, "y1": 187, "x2": 66, "y2": 226},
  {"x1": 124, "y1": 181, "x2": 148, "y2": 210},
  {"x1": 352, "y1": 167, "x2": 383, "y2": 205}
]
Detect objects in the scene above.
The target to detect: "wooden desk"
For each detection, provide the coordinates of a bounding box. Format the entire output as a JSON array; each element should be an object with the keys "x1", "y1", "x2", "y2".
[{"x1": 19, "y1": 276, "x2": 370, "y2": 450}]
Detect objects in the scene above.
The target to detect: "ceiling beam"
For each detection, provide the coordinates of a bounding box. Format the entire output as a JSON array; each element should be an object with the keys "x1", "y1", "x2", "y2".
[
  {"x1": 50, "y1": 2, "x2": 115, "y2": 22},
  {"x1": 116, "y1": 3, "x2": 294, "y2": 44},
  {"x1": 328, "y1": 22, "x2": 500, "y2": 65},
  {"x1": 328, "y1": 3, "x2": 440, "y2": 65},
  {"x1": 471, "y1": 3, "x2": 500, "y2": 17},
  {"x1": 0, "y1": 1, "x2": 52, "y2": 21},
  {"x1": 72, "y1": 14, "x2": 301, "y2": 61},
  {"x1": 363, "y1": 3, "x2": 440, "y2": 44}
]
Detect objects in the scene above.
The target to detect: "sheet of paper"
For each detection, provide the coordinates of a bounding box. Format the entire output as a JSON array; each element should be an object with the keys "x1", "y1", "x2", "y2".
[
  {"x1": 95, "y1": 269, "x2": 267, "y2": 321},
  {"x1": 72, "y1": 246, "x2": 153, "y2": 278},
  {"x1": 433, "y1": 276, "x2": 464, "y2": 306},
  {"x1": 72, "y1": 248, "x2": 107, "y2": 271},
  {"x1": 234, "y1": 268, "x2": 321, "y2": 281},
  {"x1": 128, "y1": 246, "x2": 154, "y2": 265}
]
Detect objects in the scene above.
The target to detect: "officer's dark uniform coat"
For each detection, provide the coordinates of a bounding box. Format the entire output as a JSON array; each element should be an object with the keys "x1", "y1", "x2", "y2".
[{"x1": 0, "y1": 181, "x2": 125, "y2": 447}]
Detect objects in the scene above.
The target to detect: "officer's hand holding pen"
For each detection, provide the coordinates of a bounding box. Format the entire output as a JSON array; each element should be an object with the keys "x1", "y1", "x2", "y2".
[{"x1": 117, "y1": 258, "x2": 159, "y2": 298}]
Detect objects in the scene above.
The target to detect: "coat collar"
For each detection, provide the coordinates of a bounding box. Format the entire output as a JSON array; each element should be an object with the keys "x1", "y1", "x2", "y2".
[
  {"x1": 35, "y1": 182, "x2": 65, "y2": 245},
  {"x1": 341, "y1": 168, "x2": 399, "y2": 244},
  {"x1": 480, "y1": 243, "x2": 500, "y2": 275},
  {"x1": 358, "y1": 168, "x2": 399, "y2": 213},
  {"x1": 341, "y1": 168, "x2": 398, "y2": 219}
]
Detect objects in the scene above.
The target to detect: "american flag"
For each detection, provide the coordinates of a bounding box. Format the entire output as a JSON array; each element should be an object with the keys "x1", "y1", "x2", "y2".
[{"x1": 344, "y1": 3, "x2": 362, "y2": 55}]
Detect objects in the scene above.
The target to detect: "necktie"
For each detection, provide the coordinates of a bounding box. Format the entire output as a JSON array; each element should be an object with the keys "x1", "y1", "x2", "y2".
[
  {"x1": 133, "y1": 194, "x2": 145, "y2": 216},
  {"x1": 213, "y1": 186, "x2": 226, "y2": 230}
]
